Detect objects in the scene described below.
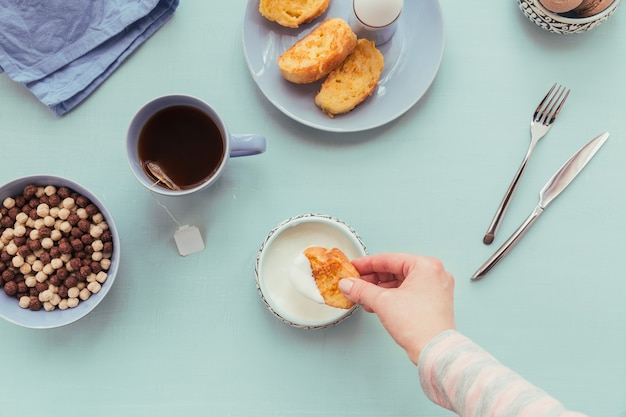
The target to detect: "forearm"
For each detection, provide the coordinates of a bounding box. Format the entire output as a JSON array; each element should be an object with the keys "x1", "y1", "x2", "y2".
[{"x1": 417, "y1": 330, "x2": 587, "y2": 417}]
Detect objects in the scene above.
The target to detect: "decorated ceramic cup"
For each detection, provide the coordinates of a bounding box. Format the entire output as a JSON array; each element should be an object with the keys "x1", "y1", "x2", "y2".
[{"x1": 518, "y1": 0, "x2": 621, "y2": 34}]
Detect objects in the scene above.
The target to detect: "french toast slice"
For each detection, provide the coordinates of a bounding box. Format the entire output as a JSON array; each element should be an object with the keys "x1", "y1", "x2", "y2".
[
  {"x1": 314, "y1": 38, "x2": 384, "y2": 117},
  {"x1": 278, "y1": 18, "x2": 357, "y2": 84},
  {"x1": 259, "y1": 0, "x2": 330, "y2": 28}
]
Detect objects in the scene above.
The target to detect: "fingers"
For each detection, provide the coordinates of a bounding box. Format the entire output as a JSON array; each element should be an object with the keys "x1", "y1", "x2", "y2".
[
  {"x1": 352, "y1": 253, "x2": 455, "y2": 296},
  {"x1": 358, "y1": 272, "x2": 399, "y2": 286},
  {"x1": 353, "y1": 253, "x2": 440, "y2": 286},
  {"x1": 354, "y1": 253, "x2": 451, "y2": 280},
  {"x1": 338, "y1": 278, "x2": 384, "y2": 312},
  {"x1": 352, "y1": 253, "x2": 417, "y2": 277}
]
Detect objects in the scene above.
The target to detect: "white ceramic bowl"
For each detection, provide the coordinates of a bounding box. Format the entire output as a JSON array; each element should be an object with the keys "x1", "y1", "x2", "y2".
[
  {"x1": 518, "y1": 0, "x2": 621, "y2": 34},
  {"x1": 0, "y1": 175, "x2": 120, "y2": 329},
  {"x1": 255, "y1": 214, "x2": 368, "y2": 329}
]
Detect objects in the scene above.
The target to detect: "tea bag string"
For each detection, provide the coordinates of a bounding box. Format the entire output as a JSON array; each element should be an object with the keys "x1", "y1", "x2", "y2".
[{"x1": 148, "y1": 180, "x2": 182, "y2": 229}]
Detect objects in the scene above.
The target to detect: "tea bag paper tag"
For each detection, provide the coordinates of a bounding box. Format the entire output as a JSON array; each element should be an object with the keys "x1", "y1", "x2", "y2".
[{"x1": 174, "y1": 225, "x2": 205, "y2": 256}]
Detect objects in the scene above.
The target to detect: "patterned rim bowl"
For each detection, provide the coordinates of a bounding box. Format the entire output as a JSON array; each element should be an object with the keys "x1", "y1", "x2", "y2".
[
  {"x1": 518, "y1": 0, "x2": 622, "y2": 34},
  {"x1": 255, "y1": 213, "x2": 367, "y2": 330}
]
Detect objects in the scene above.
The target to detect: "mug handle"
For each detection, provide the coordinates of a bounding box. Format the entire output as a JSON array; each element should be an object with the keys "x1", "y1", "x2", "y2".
[{"x1": 230, "y1": 134, "x2": 266, "y2": 157}]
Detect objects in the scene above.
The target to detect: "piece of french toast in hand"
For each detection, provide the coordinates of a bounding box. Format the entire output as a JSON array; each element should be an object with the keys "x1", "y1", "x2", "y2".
[{"x1": 303, "y1": 246, "x2": 360, "y2": 310}]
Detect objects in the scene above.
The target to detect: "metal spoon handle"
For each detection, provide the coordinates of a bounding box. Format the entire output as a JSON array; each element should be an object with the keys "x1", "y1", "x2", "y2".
[{"x1": 473, "y1": 205, "x2": 543, "y2": 280}]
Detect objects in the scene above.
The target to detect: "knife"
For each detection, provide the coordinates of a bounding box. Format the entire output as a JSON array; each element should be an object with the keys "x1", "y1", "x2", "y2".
[{"x1": 471, "y1": 132, "x2": 609, "y2": 281}]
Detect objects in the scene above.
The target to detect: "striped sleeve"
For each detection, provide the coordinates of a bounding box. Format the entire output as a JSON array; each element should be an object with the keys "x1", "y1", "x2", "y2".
[{"x1": 417, "y1": 330, "x2": 588, "y2": 417}]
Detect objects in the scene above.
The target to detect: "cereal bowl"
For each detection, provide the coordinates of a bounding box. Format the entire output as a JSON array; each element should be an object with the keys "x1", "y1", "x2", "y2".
[
  {"x1": 518, "y1": 0, "x2": 622, "y2": 34},
  {"x1": 255, "y1": 213, "x2": 367, "y2": 329},
  {"x1": 0, "y1": 175, "x2": 120, "y2": 329}
]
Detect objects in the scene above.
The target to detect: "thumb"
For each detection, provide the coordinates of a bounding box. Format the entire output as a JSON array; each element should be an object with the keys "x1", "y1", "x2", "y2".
[{"x1": 339, "y1": 278, "x2": 383, "y2": 312}]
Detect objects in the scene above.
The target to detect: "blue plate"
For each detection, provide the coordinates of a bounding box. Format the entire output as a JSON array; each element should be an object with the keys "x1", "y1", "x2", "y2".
[{"x1": 242, "y1": 0, "x2": 445, "y2": 132}]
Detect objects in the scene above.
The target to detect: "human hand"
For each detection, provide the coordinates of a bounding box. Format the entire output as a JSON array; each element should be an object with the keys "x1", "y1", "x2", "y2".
[{"x1": 338, "y1": 253, "x2": 455, "y2": 364}]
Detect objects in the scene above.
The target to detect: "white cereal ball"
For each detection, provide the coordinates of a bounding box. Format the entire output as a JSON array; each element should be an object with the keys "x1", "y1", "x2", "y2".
[
  {"x1": 12, "y1": 255, "x2": 24, "y2": 268},
  {"x1": 33, "y1": 218, "x2": 44, "y2": 229},
  {"x1": 2, "y1": 228, "x2": 15, "y2": 241},
  {"x1": 32, "y1": 260, "x2": 43, "y2": 272},
  {"x1": 5, "y1": 242, "x2": 18, "y2": 256},
  {"x1": 25, "y1": 275, "x2": 37, "y2": 288},
  {"x1": 91, "y1": 251, "x2": 103, "y2": 262},
  {"x1": 59, "y1": 221, "x2": 71, "y2": 234},
  {"x1": 68, "y1": 287, "x2": 80, "y2": 298},
  {"x1": 41, "y1": 237, "x2": 54, "y2": 249},
  {"x1": 19, "y1": 263, "x2": 32, "y2": 275},
  {"x1": 49, "y1": 207, "x2": 60, "y2": 218},
  {"x1": 96, "y1": 271, "x2": 108, "y2": 284},
  {"x1": 36, "y1": 203, "x2": 50, "y2": 218},
  {"x1": 77, "y1": 208, "x2": 88, "y2": 219},
  {"x1": 35, "y1": 271, "x2": 48, "y2": 283},
  {"x1": 87, "y1": 281, "x2": 101, "y2": 294},
  {"x1": 58, "y1": 207, "x2": 70, "y2": 220},
  {"x1": 15, "y1": 212, "x2": 29, "y2": 224},
  {"x1": 2, "y1": 197, "x2": 15, "y2": 209},
  {"x1": 50, "y1": 258, "x2": 63, "y2": 270},
  {"x1": 79, "y1": 288, "x2": 91, "y2": 301},
  {"x1": 50, "y1": 229, "x2": 62, "y2": 241},
  {"x1": 62, "y1": 198, "x2": 75, "y2": 210},
  {"x1": 43, "y1": 302, "x2": 55, "y2": 312},
  {"x1": 92, "y1": 213, "x2": 104, "y2": 224},
  {"x1": 51, "y1": 293, "x2": 61, "y2": 306},
  {"x1": 100, "y1": 259, "x2": 111, "y2": 271},
  {"x1": 90, "y1": 225, "x2": 103, "y2": 239},
  {"x1": 19, "y1": 296, "x2": 30, "y2": 309},
  {"x1": 39, "y1": 289, "x2": 53, "y2": 302},
  {"x1": 67, "y1": 298, "x2": 79, "y2": 308},
  {"x1": 58, "y1": 299, "x2": 69, "y2": 310},
  {"x1": 44, "y1": 185, "x2": 56, "y2": 196},
  {"x1": 43, "y1": 215, "x2": 55, "y2": 227},
  {"x1": 42, "y1": 263, "x2": 54, "y2": 275},
  {"x1": 91, "y1": 240, "x2": 104, "y2": 252},
  {"x1": 13, "y1": 224, "x2": 26, "y2": 237}
]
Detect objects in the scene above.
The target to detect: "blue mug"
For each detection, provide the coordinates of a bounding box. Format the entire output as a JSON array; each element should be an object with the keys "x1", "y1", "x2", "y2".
[{"x1": 126, "y1": 95, "x2": 266, "y2": 196}]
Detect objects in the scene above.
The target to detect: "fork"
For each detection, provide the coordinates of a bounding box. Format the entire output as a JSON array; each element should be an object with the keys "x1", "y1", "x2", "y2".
[{"x1": 482, "y1": 83, "x2": 570, "y2": 245}]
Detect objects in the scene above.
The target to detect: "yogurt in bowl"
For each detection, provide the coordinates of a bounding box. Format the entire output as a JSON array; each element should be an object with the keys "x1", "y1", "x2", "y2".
[{"x1": 255, "y1": 213, "x2": 367, "y2": 329}]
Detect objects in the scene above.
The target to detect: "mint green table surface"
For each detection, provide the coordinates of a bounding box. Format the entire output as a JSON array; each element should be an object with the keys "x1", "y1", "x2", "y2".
[{"x1": 1, "y1": 1, "x2": 625, "y2": 416}]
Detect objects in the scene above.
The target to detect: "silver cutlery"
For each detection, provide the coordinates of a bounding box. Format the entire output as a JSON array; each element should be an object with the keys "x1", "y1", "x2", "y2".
[
  {"x1": 472, "y1": 132, "x2": 609, "y2": 281},
  {"x1": 483, "y1": 84, "x2": 570, "y2": 245}
]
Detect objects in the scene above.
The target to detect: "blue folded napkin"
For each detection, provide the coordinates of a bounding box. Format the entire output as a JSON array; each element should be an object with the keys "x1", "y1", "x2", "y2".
[{"x1": 0, "y1": 0, "x2": 179, "y2": 115}]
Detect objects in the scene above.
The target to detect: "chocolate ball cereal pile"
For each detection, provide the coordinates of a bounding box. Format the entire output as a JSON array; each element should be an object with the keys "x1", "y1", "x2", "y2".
[{"x1": 0, "y1": 184, "x2": 114, "y2": 312}]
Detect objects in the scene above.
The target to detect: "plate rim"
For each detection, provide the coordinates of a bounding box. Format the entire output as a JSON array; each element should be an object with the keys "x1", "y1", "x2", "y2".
[{"x1": 242, "y1": 0, "x2": 446, "y2": 133}]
